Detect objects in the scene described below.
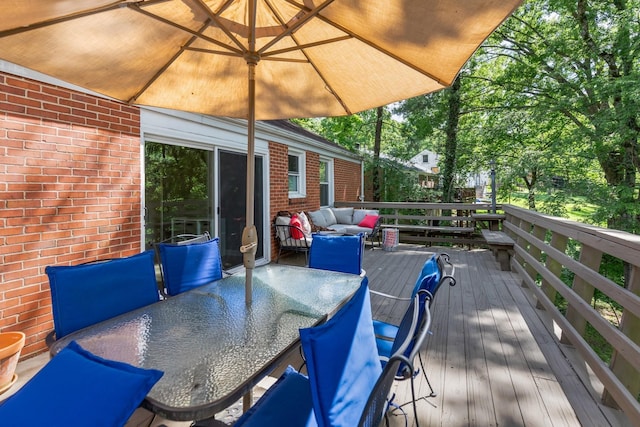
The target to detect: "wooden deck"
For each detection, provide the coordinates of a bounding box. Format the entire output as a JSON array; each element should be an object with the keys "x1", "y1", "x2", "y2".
[
  {"x1": 361, "y1": 245, "x2": 631, "y2": 427},
  {"x1": 10, "y1": 245, "x2": 633, "y2": 426}
]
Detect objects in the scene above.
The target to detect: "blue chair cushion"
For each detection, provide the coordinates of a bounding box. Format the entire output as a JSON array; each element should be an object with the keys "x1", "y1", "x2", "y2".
[
  {"x1": 159, "y1": 237, "x2": 223, "y2": 296},
  {"x1": 308, "y1": 233, "x2": 363, "y2": 275},
  {"x1": 0, "y1": 341, "x2": 163, "y2": 427},
  {"x1": 234, "y1": 366, "x2": 317, "y2": 427},
  {"x1": 372, "y1": 319, "x2": 399, "y2": 340},
  {"x1": 300, "y1": 279, "x2": 382, "y2": 427},
  {"x1": 375, "y1": 333, "x2": 395, "y2": 360},
  {"x1": 46, "y1": 250, "x2": 160, "y2": 339}
]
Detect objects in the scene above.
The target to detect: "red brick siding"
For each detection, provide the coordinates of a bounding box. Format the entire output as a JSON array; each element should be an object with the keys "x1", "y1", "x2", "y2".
[
  {"x1": 335, "y1": 158, "x2": 362, "y2": 202},
  {"x1": 268, "y1": 141, "x2": 361, "y2": 257},
  {"x1": 0, "y1": 72, "x2": 142, "y2": 358}
]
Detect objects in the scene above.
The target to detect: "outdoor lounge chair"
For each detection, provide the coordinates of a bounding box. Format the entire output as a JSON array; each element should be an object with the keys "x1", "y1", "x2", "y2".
[
  {"x1": 44, "y1": 250, "x2": 160, "y2": 346},
  {"x1": 234, "y1": 279, "x2": 414, "y2": 427},
  {"x1": 273, "y1": 221, "x2": 312, "y2": 265},
  {"x1": 365, "y1": 215, "x2": 384, "y2": 249}
]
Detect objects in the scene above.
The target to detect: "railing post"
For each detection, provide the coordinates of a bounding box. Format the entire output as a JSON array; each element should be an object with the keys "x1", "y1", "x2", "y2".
[
  {"x1": 513, "y1": 218, "x2": 530, "y2": 267},
  {"x1": 538, "y1": 232, "x2": 567, "y2": 311},
  {"x1": 602, "y1": 264, "x2": 640, "y2": 408},
  {"x1": 524, "y1": 224, "x2": 546, "y2": 296},
  {"x1": 560, "y1": 244, "x2": 602, "y2": 343}
]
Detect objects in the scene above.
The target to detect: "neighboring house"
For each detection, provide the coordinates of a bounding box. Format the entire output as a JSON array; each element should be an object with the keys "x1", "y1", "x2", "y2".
[
  {"x1": 0, "y1": 64, "x2": 362, "y2": 357},
  {"x1": 409, "y1": 149, "x2": 490, "y2": 199},
  {"x1": 407, "y1": 149, "x2": 440, "y2": 188}
]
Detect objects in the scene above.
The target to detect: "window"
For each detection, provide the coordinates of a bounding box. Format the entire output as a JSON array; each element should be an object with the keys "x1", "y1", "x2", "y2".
[
  {"x1": 319, "y1": 159, "x2": 330, "y2": 207},
  {"x1": 288, "y1": 150, "x2": 306, "y2": 198},
  {"x1": 422, "y1": 154, "x2": 429, "y2": 163}
]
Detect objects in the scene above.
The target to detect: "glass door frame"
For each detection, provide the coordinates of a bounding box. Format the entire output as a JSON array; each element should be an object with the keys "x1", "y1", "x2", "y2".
[{"x1": 141, "y1": 134, "x2": 270, "y2": 271}]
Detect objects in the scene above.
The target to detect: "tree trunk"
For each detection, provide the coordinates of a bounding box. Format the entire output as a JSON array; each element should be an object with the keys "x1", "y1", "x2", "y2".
[
  {"x1": 442, "y1": 75, "x2": 461, "y2": 204},
  {"x1": 373, "y1": 106, "x2": 383, "y2": 202}
]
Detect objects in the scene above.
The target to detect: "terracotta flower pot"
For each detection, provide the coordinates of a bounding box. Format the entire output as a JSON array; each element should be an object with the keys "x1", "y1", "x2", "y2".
[{"x1": 0, "y1": 331, "x2": 25, "y2": 395}]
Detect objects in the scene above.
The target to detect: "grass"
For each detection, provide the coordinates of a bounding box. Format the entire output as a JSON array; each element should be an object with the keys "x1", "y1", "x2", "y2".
[{"x1": 501, "y1": 192, "x2": 601, "y2": 224}]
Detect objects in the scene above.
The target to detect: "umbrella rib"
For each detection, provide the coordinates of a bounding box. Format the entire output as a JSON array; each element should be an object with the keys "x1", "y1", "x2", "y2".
[
  {"x1": 190, "y1": 0, "x2": 248, "y2": 54},
  {"x1": 130, "y1": 3, "x2": 244, "y2": 56},
  {"x1": 313, "y1": 14, "x2": 449, "y2": 86},
  {"x1": 127, "y1": 23, "x2": 206, "y2": 104},
  {"x1": 261, "y1": 35, "x2": 352, "y2": 58},
  {"x1": 185, "y1": 47, "x2": 248, "y2": 58},
  {"x1": 258, "y1": 0, "x2": 336, "y2": 55},
  {"x1": 256, "y1": 0, "x2": 351, "y2": 114},
  {"x1": 0, "y1": 1, "x2": 128, "y2": 37},
  {"x1": 259, "y1": 0, "x2": 351, "y2": 114}
]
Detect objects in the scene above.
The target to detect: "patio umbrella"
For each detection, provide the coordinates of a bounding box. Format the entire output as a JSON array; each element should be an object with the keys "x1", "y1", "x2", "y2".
[{"x1": 0, "y1": 0, "x2": 522, "y2": 303}]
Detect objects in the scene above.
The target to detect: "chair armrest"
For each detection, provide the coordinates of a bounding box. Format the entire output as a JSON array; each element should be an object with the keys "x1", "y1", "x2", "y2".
[
  {"x1": 436, "y1": 253, "x2": 456, "y2": 288},
  {"x1": 369, "y1": 289, "x2": 411, "y2": 301}
]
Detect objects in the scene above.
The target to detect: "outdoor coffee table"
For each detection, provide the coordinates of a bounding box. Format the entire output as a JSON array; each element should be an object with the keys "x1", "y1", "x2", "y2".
[{"x1": 49, "y1": 264, "x2": 363, "y2": 422}]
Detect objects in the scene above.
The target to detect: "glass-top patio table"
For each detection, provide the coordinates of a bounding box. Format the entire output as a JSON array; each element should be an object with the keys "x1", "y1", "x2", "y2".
[{"x1": 49, "y1": 264, "x2": 364, "y2": 422}]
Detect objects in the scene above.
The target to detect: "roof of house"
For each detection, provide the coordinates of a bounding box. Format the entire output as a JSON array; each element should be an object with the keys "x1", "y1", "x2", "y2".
[{"x1": 262, "y1": 119, "x2": 353, "y2": 154}]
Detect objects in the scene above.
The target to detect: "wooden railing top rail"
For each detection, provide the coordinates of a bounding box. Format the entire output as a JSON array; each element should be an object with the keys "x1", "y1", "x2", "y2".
[
  {"x1": 503, "y1": 205, "x2": 640, "y2": 265},
  {"x1": 335, "y1": 201, "x2": 500, "y2": 212},
  {"x1": 502, "y1": 204, "x2": 640, "y2": 425}
]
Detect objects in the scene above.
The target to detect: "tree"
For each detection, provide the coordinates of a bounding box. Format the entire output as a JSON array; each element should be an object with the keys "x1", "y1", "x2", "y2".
[
  {"x1": 486, "y1": 0, "x2": 640, "y2": 232},
  {"x1": 372, "y1": 106, "x2": 384, "y2": 201},
  {"x1": 441, "y1": 75, "x2": 462, "y2": 203}
]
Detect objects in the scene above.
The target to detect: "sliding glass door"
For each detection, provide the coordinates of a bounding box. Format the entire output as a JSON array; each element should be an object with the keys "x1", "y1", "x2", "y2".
[
  {"x1": 144, "y1": 142, "x2": 213, "y2": 248},
  {"x1": 218, "y1": 150, "x2": 264, "y2": 269},
  {"x1": 144, "y1": 142, "x2": 264, "y2": 270}
]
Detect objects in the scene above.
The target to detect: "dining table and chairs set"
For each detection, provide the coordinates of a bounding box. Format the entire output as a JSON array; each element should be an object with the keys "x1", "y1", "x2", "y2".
[{"x1": 0, "y1": 231, "x2": 456, "y2": 427}]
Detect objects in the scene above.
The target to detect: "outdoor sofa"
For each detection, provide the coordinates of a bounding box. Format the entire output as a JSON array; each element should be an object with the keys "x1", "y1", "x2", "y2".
[{"x1": 273, "y1": 207, "x2": 382, "y2": 263}]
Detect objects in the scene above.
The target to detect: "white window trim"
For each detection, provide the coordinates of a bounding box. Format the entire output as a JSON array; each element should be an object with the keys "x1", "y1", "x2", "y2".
[
  {"x1": 288, "y1": 149, "x2": 306, "y2": 198},
  {"x1": 319, "y1": 157, "x2": 334, "y2": 207}
]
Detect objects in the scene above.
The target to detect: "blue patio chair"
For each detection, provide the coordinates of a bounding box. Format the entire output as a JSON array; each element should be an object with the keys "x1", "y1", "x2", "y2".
[
  {"x1": 371, "y1": 253, "x2": 455, "y2": 340},
  {"x1": 308, "y1": 233, "x2": 365, "y2": 276},
  {"x1": 157, "y1": 237, "x2": 223, "y2": 296},
  {"x1": 45, "y1": 250, "x2": 160, "y2": 343},
  {"x1": 235, "y1": 279, "x2": 410, "y2": 427},
  {"x1": 370, "y1": 253, "x2": 454, "y2": 399},
  {"x1": 0, "y1": 341, "x2": 163, "y2": 427}
]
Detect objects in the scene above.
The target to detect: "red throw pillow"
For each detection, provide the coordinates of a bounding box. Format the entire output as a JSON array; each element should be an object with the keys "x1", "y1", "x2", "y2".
[
  {"x1": 289, "y1": 214, "x2": 304, "y2": 239},
  {"x1": 358, "y1": 214, "x2": 379, "y2": 228}
]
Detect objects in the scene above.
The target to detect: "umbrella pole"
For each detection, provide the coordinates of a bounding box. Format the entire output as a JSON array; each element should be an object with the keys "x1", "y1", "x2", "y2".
[
  {"x1": 241, "y1": 1, "x2": 259, "y2": 306},
  {"x1": 241, "y1": 58, "x2": 258, "y2": 306}
]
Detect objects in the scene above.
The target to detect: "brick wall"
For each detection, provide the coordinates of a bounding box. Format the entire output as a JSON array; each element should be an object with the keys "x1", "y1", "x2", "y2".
[
  {"x1": 335, "y1": 157, "x2": 362, "y2": 202},
  {"x1": 0, "y1": 72, "x2": 142, "y2": 358}
]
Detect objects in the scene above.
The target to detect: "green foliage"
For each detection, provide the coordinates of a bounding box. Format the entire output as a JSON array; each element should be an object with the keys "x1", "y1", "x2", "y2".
[
  {"x1": 145, "y1": 142, "x2": 209, "y2": 203},
  {"x1": 365, "y1": 155, "x2": 440, "y2": 202},
  {"x1": 293, "y1": 108, "x2": 414, "y2": 156}
]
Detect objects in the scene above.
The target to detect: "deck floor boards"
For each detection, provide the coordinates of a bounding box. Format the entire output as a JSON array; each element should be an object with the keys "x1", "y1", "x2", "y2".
[{"x1": 360, "y1": 245, "x2": 627, "y2": 427}]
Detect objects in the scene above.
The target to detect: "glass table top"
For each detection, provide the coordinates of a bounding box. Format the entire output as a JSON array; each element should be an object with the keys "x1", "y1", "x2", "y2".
[{"x1": 50, "y1": 264, "x2": 363, "y2": 421}]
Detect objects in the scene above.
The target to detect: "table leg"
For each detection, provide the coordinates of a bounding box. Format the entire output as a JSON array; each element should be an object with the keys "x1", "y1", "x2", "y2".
[
  {"x1": 243, "y1": 390, "x2": 253, "y2": 412},
  {"x1": 193, "y1": 417, "x2": 228, "y2": 427}
]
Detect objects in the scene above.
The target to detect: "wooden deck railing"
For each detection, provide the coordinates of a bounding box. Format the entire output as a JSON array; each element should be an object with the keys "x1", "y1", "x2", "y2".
[
  {"x1": 335, "y1": 201, "x2": 640, "y2": 423},
  {"x1": 503, "y1": 204, "x2": 640, "y2": 424},
  {"x1": 334, "y1": 201, "x2": 497, "y2": 246}
]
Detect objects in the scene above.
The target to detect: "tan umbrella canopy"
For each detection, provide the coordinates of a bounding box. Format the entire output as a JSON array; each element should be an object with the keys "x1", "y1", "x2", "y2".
[{"x1": 0, "y1": 0, "x2": 522, "y2": 302}]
